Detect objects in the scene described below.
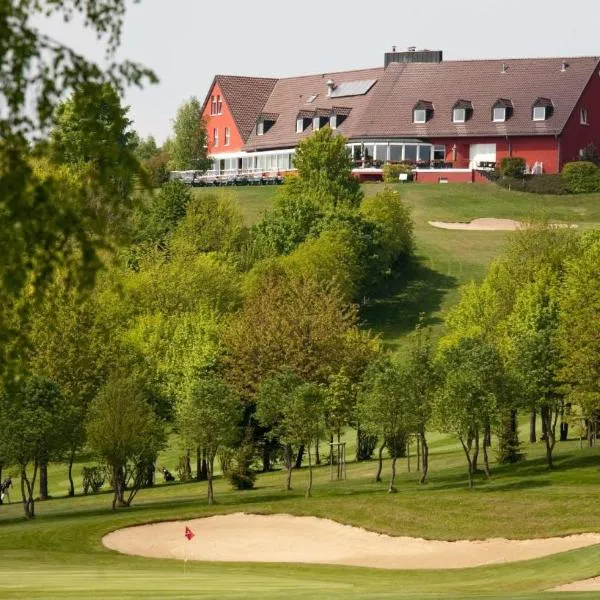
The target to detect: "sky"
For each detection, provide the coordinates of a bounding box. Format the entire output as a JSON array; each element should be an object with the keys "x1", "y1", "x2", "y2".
[{"x1": 39, "y1": 0, "x2": 600, "y2": 144}]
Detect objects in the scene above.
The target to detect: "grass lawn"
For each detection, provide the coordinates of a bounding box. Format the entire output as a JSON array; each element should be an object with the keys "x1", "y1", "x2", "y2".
[{"x1": 2, "y1": 183, "x2": 599, "y2": 598}]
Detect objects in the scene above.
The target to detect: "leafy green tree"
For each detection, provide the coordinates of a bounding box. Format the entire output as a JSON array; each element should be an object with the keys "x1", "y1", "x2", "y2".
[
  {"x1": 177, "y1": 377, "x2": 242, "y2": 504},
  {"x1": 170, "y1": 97, "x2": 211, "y2": 171},
  {"x1": 558, "y1": 232, "x2": 600, "y2": 435},
  {"x1": 86, "y1": 372, "x2": 166, "y2": 510},
  {"x1": 284, "y1": 128, "x2": 362, "y2": 210},
  {"x1": 435, "y1": 337, "x2": 505, "y2": 487},
  {"x1": 257, "y1": 371, "x2": 325, "y2": 496},
  {"x1": 0, "y1": 377, "x2": 69, "y2": 518},
  {"x1": 1, "y1": 0, "x2": 155, "y2": 306},
  {"x1": 135, "y1": 136, "x2": 159, "y2": 161},
  {"x1": 360, "y1": 187, "x2": 414, "y2": 266}
]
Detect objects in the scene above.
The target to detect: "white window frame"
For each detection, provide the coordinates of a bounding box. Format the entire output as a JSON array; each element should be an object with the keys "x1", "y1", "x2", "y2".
[
  {"x1": 533, "y1": 106, "x2": 547, "y2": 121},
  {"x1": 453, "y1": 108, "x2": 466, "y2": 123},
  {"x1": 213, "y1": 128, "x2": 219, "y2": 147},
  {"x1": 493, "y1": 107, "x2": 506, "y2": 122},
  {"x1": 210, "y1": 95, "x2": 217, "y2": 116},
  {"x1": 581, "y1": 108, "x2": 589, "y2": 125},
  {"x1": 257, "y1": 120, "x2": 264, "y2": 136},
  {"x1": 413, "y1": 109, "x2": 427, "y2": 124},
  {"x1": 330, "y1": 114, "x2": 337, "y2": 129},
  {"x1": 216, "y1": 95, "x2": 222, "y2": 115},
  {"x1": 224, "y1": 127, "x2": 230, "y2": 146},
  {"x1": 313, "y1": 116, "x2": 320, "y2": 131},
  {"x1": 296, "y1": 118, "x2": 304, "y2": 133}
]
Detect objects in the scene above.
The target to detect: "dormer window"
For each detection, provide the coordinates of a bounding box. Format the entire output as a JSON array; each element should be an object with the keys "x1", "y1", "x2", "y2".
[
  {"x1": 532, "y1": 98, "x2": 553, "y2": 121},
  {"x1": 413, "y1": 101, "x2": 433, "y2": 124},
  {"x1": 257, "y1": 119, "x2": 264, "y2": 136},
  {"x1": 329, "y1": 115, "x2": 337, "y2": 129},
  {"x1": 256, "y1": 113, "x2": 278, "y2": 136},
  {"x1": 331, "y1": 106, "x2": 351, "y2": 129},
  {"x1": 452, "y1": 100, "x2": 473, "y2": 123},
  {"x1": 313, "y1": 116, "x2": 320, "y2": 131},
  {"x1": 492, "y1": 99, "x2": 513, "y2": 123},
  {"x1": 296, "y1": 117, "x2": 304, "y2": 133}
]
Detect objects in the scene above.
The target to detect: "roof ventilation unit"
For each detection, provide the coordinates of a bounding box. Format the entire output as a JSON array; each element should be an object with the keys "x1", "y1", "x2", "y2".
[
  {"x1": 384, "y1": 48, "x2": 443, "y2": 67},
  {"x1": 326, "y1": 79, "x2": 336, "y2": 97}
]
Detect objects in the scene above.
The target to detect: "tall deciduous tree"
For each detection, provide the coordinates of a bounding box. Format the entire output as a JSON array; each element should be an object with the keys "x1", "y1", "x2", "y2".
[
  {"x1": 170, "y1": 97, "x2": 211, "y2": 171},
  {"x1": 0, "y1": 377, "x2": 69, "y2": 518},
  {"x1": 86, "y1": 372, "x2": 166, "y2": 510},
  {"x1": 177, "y1": 377, "x2": 242, "y2": 504}
]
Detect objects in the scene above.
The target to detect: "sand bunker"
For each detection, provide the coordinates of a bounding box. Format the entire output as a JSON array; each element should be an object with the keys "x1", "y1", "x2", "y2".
[
  {"x1": 428, "y1": 218, "x2": 577, "y2": 231},
  {"x1": 102, "y1": 513, "x2": 600, "y2": 570},
  {"x1": 553, "y1": 576, "x2": 600, "y2": 592}
]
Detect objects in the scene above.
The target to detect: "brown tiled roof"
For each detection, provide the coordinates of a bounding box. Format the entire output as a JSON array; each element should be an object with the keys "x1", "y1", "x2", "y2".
[
  {"x1": 244, "y1": 67, "x2": 384, "y2": 151},
  {"x1": 213, "y1": 56, "x2": 599, "y2": 150},
  {"x1": 347, "y1": 57, "x2": 600, "y2": 139},
  {"x1": 212, "y1": 75, "x2": 277, "y2": 141}
]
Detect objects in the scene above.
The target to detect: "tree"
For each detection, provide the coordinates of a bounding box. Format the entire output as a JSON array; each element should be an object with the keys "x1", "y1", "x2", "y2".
[
  {"x1": 284, "y1": 128, "x2": 362, "y2": 210},
  {"x1": 257, "y1": 371, "x2": 325, "y2": 496},
  {"x1": 177, "y1": 377, "x2": 242, "y2": 504},
  {"x1": 135, "y1": 136, "x2": 159, "y2": 161},
  {"x1": 86, "y1": 372, "x2": 166, "y2": 510},
  {"x1": 558, "y1": 233, "x2": 600, "y2": 440},
  {"x1": 0, "y1": 377, "x2": 69, "y2": 518},
  {"x1": 435, "y1": 337, "x2": 505, "y2": 487},
  {"x1": 0, "y1": 0, "x2": 156, "y2": 325},
  {"x1": 170, "y1": 97, "x2": 211, "y2": 171}
]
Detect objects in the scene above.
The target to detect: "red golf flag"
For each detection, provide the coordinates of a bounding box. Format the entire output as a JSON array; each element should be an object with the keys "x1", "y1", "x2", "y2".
[{"x1": 184, "y1": 526, "x2": 195, "y2": 541}]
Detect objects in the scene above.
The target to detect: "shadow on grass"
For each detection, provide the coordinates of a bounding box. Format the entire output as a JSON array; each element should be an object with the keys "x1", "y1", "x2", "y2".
[{"x1": 361, "y1": 258, "x2": 457, "y2": 347}]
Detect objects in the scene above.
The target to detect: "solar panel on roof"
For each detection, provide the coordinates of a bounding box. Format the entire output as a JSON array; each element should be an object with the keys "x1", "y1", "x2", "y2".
[{"x1": 330, "y1": 79, "x2": 377, "y2": 98}]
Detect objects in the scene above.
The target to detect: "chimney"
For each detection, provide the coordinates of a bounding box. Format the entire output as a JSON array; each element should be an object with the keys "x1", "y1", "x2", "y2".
[
  {"x1": 384, "y1": 48, "x2": 443, "y2": 68},
  {"x1": 501, "y1": 62, "x2": 508, "y2": 74},
  {"x1": 326, "y1": 79, "x2": 336, "y2": 97},
  {"x1": 561, "y1": 61, "x2": 568, "y2": 72}
]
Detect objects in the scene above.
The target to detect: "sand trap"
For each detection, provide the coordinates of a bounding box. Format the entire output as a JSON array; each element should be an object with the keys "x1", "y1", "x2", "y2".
[
  {"x1": 102, "y1": 513, "x2": 600, "y2": 570},
  {"x1": 428, "y1": 218, "x2": 577, "y2": 231},
  {"x1": 553, "y1": 576, "x2": 600, "y2": 592}
]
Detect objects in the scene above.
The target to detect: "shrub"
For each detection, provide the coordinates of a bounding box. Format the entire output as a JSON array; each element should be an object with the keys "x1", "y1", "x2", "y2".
[
  {"x1": 500, "y1": 157, "x2": 526, "y2": 178},
  {"x1": 579, "y1": 143, "x2": 600, "y2": 166},
  {"x1": 226, "y1": 443, "x2": 256, "y2": 490},
  {"x1": 383, "y1": 163, "x2": 413, "y2": 183},
  {"x1": 562, "y1": 161, "x2": 600, "y2": 193},
  {"x1": 496, "y1": 174, "x2": 568, "y2": 195},
  {"x1": 82, "y1": 466, "x2": 105, "y2": 495}
]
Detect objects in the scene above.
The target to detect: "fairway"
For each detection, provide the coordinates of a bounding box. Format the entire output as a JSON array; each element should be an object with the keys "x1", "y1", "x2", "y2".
[{"x1": 3, "y1": 183, "x2": 600, "y2": 599}]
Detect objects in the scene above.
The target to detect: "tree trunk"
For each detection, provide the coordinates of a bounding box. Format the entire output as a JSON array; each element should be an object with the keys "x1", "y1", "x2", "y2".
[
  {"x1": 294, "y1": 445, "x2": 304, "y2": 469},
  {"x1": 144, "y1": 462, "x2": 155, "y2": 488},
  {"x1": 459, "y1": 439, "x2": 473, "y2": 489},
  {"x1": 560, "y1": 405, "x2": 569, "y2": 442},
  {"x1": 21, "y1": 462, "x2": 38, "y2": 519},
  {"x1": 112, "y1": 465, "x2": 126, "y2": 510},
  {"x1": 529, "y1": 408, "x2": 537, "y2": 444},
  {"x1": 388, "y1": 456, "x2": 397, "y2": 493},
  {"x1": 375, "y1": 441, "x2": 386, "y2": 483},
  {"x1": 67, "y1": 450, "x2": 76, "y2": 497},
  {"x1": 285, "y1": 445, "x2": 293, "y2": 491},
  {"x1": 315, "y1": 437, "x2": 320, "y2": 466},
  {"x1": 306, "y1": 443, "x2": 313, "y2": 498},
  {"x1": 472, "y1": 431, "x2": 480, "y2": 473},
  {"x1": 482, "y1": 440, "x2": 491, "y2": 479},
  {"x1": 541, "y1": 405, "x2": 556, "y2": 469},
  {"x1": 207, "y1": 455, "x2": 215, "y2": 505},
  {"x1": 484, "y1": 422, "x2": 492, "y2": 448},
  {"x1": 39, "y1": 461, "x2": 49, "y2": 501},
  {"x1": 529, "y1": 409, "x2": 537, "y2": 443},
  {"x1": 419, "y1": 431, "x2": 429, "y2": 484},
  {"x1": 262, "y1": 445, "x2": 271, "y2": 473}
]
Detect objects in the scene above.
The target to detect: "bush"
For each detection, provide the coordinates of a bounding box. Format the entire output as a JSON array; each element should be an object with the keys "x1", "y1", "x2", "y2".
[
  {"x1": 500, "y1": 157, "x2": 526, "y2": 178},
  {"x1": 226, "y1": 443, "x2": 256, "y2": 490},
  {"x1": 383, "y1": 163, "x2": 413, "y2": 183},
  {"x1": 562, "y1": 161, "x2": 600, "y2": 193},
  {"x1": 82, "y1": 466, "x2": 105, "y2": 495}
]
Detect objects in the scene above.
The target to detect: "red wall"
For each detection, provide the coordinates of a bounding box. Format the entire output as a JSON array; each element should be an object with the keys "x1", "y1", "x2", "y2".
[
  {"x1": 429, "y1": 136, "x2": 560, "y2": 173},
  {"x1": 202, "y1": 82, "x2": 245, "y2": 155},
  {"x1": 560, "y1": 67, "x2": 600, "y2": 167}
]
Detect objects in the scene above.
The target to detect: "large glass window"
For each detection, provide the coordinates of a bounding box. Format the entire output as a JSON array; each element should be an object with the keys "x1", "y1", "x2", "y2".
[
  {"x1": 418, "y1": 145, "x2": 431, "y2": 162},
  {"x1": 389, "y1": 145, "x2": 402, "y2": 162},
  {"x1": 404, "y1": 145, "x2": 418, "y2": 162},
  {"x1": 434, "y1": 145, "x2": 446, "y2": 160}
]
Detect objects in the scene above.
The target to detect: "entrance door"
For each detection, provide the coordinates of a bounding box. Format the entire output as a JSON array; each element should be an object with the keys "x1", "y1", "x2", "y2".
[{"x1": 469, "y1": 144, "x2": 497, "y2": 169}]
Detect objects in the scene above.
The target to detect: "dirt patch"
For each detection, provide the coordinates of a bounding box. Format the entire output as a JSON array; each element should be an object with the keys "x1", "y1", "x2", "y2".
[
  {"x1": 552, "y1": 576, "x2": 600, "y2": 592},
  {"x1": 428, "y1": 218, "x2": 577, "y2": 231},
  {"x1": 102, "y1": 513, "x2": 600, "y2": 570}
]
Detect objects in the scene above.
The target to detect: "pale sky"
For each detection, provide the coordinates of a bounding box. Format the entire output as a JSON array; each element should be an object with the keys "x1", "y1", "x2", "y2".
[{"x1": 39, "y1": 0, "x2": 600, "y2": 144}]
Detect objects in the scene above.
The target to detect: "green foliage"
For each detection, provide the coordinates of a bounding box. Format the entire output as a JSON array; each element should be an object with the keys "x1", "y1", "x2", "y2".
[
  {"x1": 383, "y1": 163, "x2": 413, "y2": 183},
  {"x1": 578, "y1": 143, "x2": 600, "y2": 166},
  {"x1": 0, "y1": 376, "x2": 68, "y2": 517},
  {"x1": 285, "y1": 128, "x2": 362, "y2": 210},
  {"x1": 170, "y1": 97, "x2": 211, "y2": 171},
  {"x1": 561, "y1": 161, "x2": 600, "y2": 193},
  {"x1": 86, "y1": 372, "x2": 166, "y2": 509},
  {"x1": 81, "y1": 466, "x2": 105, "y2": 495},
  {"x1": 135, "y1": 180, "x2": 192, "y2": 247},
  {"x1": 135, "y1": 136, "x2": 159, "y2": 161},
  {"x1": 500, "y1": 157, "x2": 526, "y2": 178},
  {"x1": 496, "y1": 174, "x2": 568, "y2": 195},
  {"x1": 225, "y1": 441, "x2": 257, "y2": 490},
  {"x1": 360, "y1": 187, "x2": 414, "y2": 266}
]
